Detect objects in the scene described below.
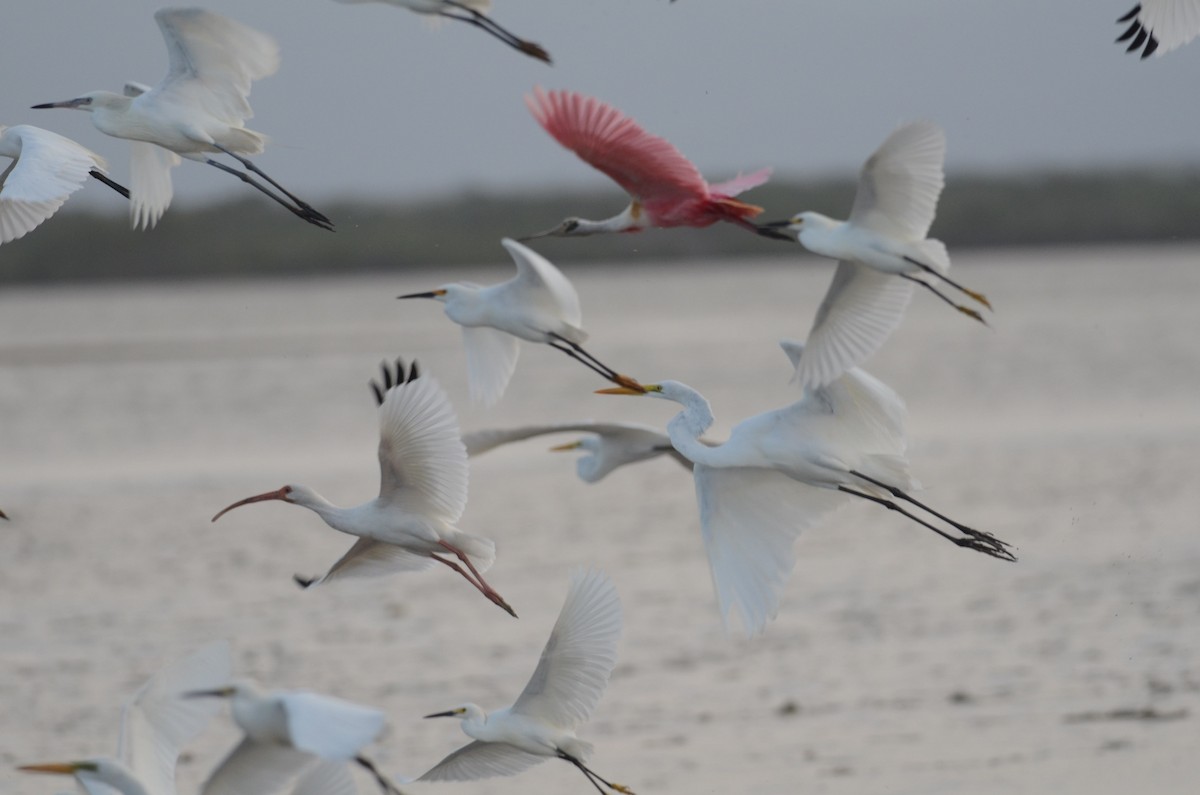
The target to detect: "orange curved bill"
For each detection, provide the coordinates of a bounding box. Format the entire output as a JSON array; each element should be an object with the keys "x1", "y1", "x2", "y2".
[{"x1": 211, "y1": 487, "x2": 289, "y2": 522}]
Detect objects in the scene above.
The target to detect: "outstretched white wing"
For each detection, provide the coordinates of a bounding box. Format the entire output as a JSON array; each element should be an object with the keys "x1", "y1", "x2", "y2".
[
  {"x1": 119, "y1": 641, "x2": 233, "y2": 795},
  {"x1": 201, "y1": 738, "x2": 312, "y2": 795},
  {"x1": 848, "y1": 121, "x2": 945, "y2": 241},
  {"x1": 511, "y1": 568, "x2": 622, "y2": 730},
  {"x1": 290, "y1": 760, "x2": 356, "y2": 795},
  {"x1": 461, "y1": 325, "x2": 521, "y2": 407},
  {"x1": 417, "y1": 741, "x2": 544, "y2": 783},
  {"x1": 280, "y1": 691, "x2": 386, "y2": 759},
  {"x1": 0, "y1": 125, "x2": 104, "y2": 244},
  {"x1": 377, "y1": 372, "x2": 469, "y2": 522},
  {"x1": 1120, "y1": 0, "x2": 1200, "y2": 55},
  {"x1": 310, "y1": 538, "x2": 436, "y2": 586},
  {"x1": 463, "y1": 420, "x2": 667, "y2": 457},
  {"x1": 129, "y1": 141, "x2": 180, "y2": 230}
]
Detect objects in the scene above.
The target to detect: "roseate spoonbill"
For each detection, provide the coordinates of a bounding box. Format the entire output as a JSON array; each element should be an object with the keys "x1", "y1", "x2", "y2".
[
  {"x1": 0, "y1": 124, "x2": 129, "y2": 244},
  {"x1": 211, "y1": 358, "x2": 516, "y2": 618},
  {"x1": 522, "y1": 87, "x2": 787, "y2": 241},
  {"x1": 398, "y1": 238, "x2": 638, "y2": 406},
  {"x1": 463, "y1": 420, "x2": 690, "y2": 482},
  {"x1": 334, "y1": 0, "x2": 551, "y2": 63},
  {"x1": 761, "y1": 121, "x2": 990, "y2": 391},
  {"x1": 32, "y1": 8, "x2": 332, "y2": 231},
  {"x1": 1115, "y1": 2, "x2": 1200, "y2": 57},
  {"x1": 598, "y1": 340, "x2": 1014, "y2": 636},
  {"x1": 419, "y1": 567, "x2": 633, "y2": 795},
  {"x1": 186, "y1": 680, "x2": 406, "y2": 795},
  {"x1": 18, "y1": 641, "x2": 231, "y2": 795}
]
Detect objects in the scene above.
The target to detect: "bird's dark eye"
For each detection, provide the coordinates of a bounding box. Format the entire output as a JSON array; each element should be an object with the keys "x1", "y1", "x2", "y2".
[{"x1": 564, "y1": 220, "x2": 579, "y2": 233}]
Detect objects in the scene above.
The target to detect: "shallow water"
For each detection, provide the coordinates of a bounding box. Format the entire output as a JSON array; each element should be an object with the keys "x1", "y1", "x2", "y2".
[{"x1": 2, "y1": 245, "x2": 1199, "y2": 794}]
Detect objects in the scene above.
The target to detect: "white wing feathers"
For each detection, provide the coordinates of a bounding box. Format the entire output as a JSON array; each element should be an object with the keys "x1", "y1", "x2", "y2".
[
  {"x1": 849, "y1": 121, "x2": 945, "y2": 241},
  {"x1": 377, "y1": 373, "x2": 469, "y2": 522},
  {"x1": 462, "y1": 421, "x2": 666, "y2": 457},
  {"x1": 500, "y1": 238, "x2": 584, "y2": 333},
  {"x1": 1134, "y1": 0, "x2": 1200, "y2": 53},
  {"x1": 0, "y1": 125, "x2": 105, "y2": 244},
  {"x1": 461, "y1": 325, "x2": 521, "y2": 407},
  {"x1": 129, "y1": 141, "x2": 181, "y2": 230},
  {"x1": 310, "y1": 537, "x2": 437, "y2": 586},
  {"x1": 417, "y1": 740, "x2": 544, "y2": 783},
  {"x1": 201, "y1": 738, "x2": 311, "y2": 795},
  {"x1": 282, "y1": 691, "x2": 386, "y2": 759},
  {"x1": 290, "y1": 760, "x2": 357, "y2": 795},
  {"x1": 511, "y1": 568, "x2": 622, "y2": 730}
]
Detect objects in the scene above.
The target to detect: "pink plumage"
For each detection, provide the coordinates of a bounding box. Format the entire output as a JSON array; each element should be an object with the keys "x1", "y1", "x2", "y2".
[{"x1": 524, "y1": 87, "x2": 773, "y2": 235}]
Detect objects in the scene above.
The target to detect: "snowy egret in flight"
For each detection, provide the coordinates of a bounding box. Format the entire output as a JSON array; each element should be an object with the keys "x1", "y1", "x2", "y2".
[
  {"x1": 19, "y1": 641, "x2": 231, "y2": 795},
  {"x1": 33, "y1": 8, "x2": 332, "y2": 231},
  {"x1": 419, "y1": 567, "x2": 633, "y2": 795},
  {"x1": 186, "y1": 679, "x2": 406, "y2": 795},
  {"x1": 398, "y1": 238, "x2": 638, "y2": 406},
  {"x1": 212, "y1": 358, "x2": 516, "y2": 617},
  {"x1": 1115, "y1": 2, "x2": 1200, "y2": 57},
  {"x1": 522, "y1": 87, "x2": 788, "y2": 241},
  {"x1": 599, "y1": 340, "x2": 1013, "y2": 636},
  {"x1": 761, "y1": 121, "x2": 989, "y2": 391},
  {"x1": 334, "y1": 0, "x2": 551, "y2": 63},
  {"x1": 0, "y1": 124, "x2": 128, "y2": 244},
  {"x1": 463, "y1": 420, "x2": 691, "y2": 482}
]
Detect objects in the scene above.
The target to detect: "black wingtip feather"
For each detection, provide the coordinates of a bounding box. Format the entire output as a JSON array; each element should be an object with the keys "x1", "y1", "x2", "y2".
[
  {"x1": 369, "y1": 357, "x2": 422, "y2": 405},
  {"x1": 1117, "y1": 4, "x2": 1142, "y2": 23}
]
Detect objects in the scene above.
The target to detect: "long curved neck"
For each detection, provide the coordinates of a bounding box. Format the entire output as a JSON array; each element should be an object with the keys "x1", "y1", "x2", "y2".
[
  {"x1": 458, "y1": 705, "x2": 493, "y2": 741},
  {"x1": 577, "y1": 205, "x2": 644, "y2": 235},
  {"x1": 798, "y1": 213, "x2": 845, "y2": 258},
  {"x1": 291, "y1": 489, "x2": 352, "y2": 531},
  {"x1": 443, "y1": 285, "x2": 488, "y2": 326},
  {"x1": 663, "y1": 389, "x2": 723, "y2": 467}
]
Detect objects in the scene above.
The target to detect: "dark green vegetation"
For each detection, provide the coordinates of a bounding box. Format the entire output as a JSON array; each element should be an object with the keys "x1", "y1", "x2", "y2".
[{"x1": 4, "y1": 169, "x2": 1199, "y2": 283}]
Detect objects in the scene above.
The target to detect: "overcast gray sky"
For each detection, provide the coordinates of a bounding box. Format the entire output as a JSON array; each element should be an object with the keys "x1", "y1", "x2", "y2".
[{"x1": 5, "y1": 0, "x2": 1200, "y2": 209}]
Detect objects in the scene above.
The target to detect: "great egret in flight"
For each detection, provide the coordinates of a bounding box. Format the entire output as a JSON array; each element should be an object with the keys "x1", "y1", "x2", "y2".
[
  {"x1": 398, "y1": 238, "x2": 638, "y2": 405},
  {"x1": 32, "y1": 8, "x2": 332, "y2": 231},
  {"x1": 19, "y1": 641, "x2": 232, "y2": 795},
  {"x1": 1115, "y1": 2, "x2": 1200, "y2": 57},
  {"x1": 186, "y1": 679, "x2": 405, "y2": 795},
  {"x1": 334, "y1": 1, "x2": 551, "y2": 63},
  {"x1": 212, "y1": 358, "x2": 516, "y2": 617},
  {"x1": 419, "y1": 567, "x2": 633, "y2": 795},
  {"x1": 0, "y1": 124, "x2": 128, "y2": 244},
  {"x1": 599, "y1": 340, "x2": 1014, "y2": 636},
  {"x1": 522, "y1": 87, "x2": 788, "y2": 241},
  {"x1": 761, "y1": 121, "x2": 990, "y2": 391}
]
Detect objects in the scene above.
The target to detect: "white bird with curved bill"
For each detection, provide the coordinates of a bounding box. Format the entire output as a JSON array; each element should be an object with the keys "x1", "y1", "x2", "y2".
[
  {"x1": 18, "y1": 641, "x2": 232, "y2": 795},
  {"x1": 761, "y1": 121, "x2": 990, "y2": 391},
  {"x1": 463, "y1": 420, "x2": 691, "y2": 482},
  {"x1": 0, "y1": 124, "x2": 129, "y2": 244},
  {"x1": 32, "y1": 8, "x2": 332, "y2": 231},
  {"x1": 185, "y1": 679, "x2": 406, "y2": 795},
  {"x1": 598, "y1": 340, "x2": 1014, "y2": 636},
  {"x1": 212, "y1": 358, "x2": 516, "y2": 617},
  {"x1": 334, "y1": 0, "x2": 551, "y2": 63},
  {"x1": 419, "y1": 567, "x2": 634, "y2": 795},
  {"x1": 398, "y1": 238, "x2": 639, "y2": 406},
  {"x1": 1115, "y1": 1, "x2": 1200, "y2": 57}
]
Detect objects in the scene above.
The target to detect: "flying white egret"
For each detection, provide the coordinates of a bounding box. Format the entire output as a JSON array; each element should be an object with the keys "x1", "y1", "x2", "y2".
[
  {"x1": 1115, "y1": 2, "x2": 1200, "y2": 57},
  {"x1": 398, "y1": 238, "x2": 638, "y2": 406},
  {"x1": 598, "y1": 340, "x2": 1013, "y2": 636},
  {"x1": 334, "y1": 1, "x2": 551, "y2": 63},
  {"x1": 19, "y1": 641, "x2": 232, "y2": 795},
  {"x1": 0, "y1": 124, "x2": 129, "y2": 244},
  {"x1": 761, "y1": 121, "x2": 990, "y2": 391},
  {"x1": 212, "y1": 358, "x2": 515, "y2": 617},
  {"x1": 32, "y1": 8, "x2": 332, "y2": 231},
  {"x1": 186, "y1": 679, "x2": 406, "y2": 795},
  {"x1": 419, "y1": 567, "x2": 633, "y2": 795},
  {"x1": 462, "y1": 421, "x2": 691, "y2": 482}
]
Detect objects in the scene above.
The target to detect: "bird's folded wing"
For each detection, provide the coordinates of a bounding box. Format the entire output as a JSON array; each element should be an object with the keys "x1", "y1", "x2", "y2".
[
  {"x1": 795, "y1": 261, "x2": 914, "y2": 391},
  {"x1": 202, "y1": 738, "x2": 312, "y2": 795},
  {"x1": 1136, "y1": 0, "x2": 1200, "y2": 52},
  {"x1": 849, "y1": 121, "x2": 945, "y2": 240},
  {"x1": 282, "y1": 691, "x2": 386, "y2": 759},
  {"x1": 130, "y1": 141, "x2": 180, "y2": 230},
  {"x1": 290, "y1": 760, "x2": 356, "y2": 795},
  {"x1": 377, "y1": 372, "x2": 469, "y2": 521},
  {"x1": 314, "y1": 538, "x2": 436, "y2": 585},
  {"x1": 694, "y1": 465, "x2": 847, "y2": 636},
  {"x1": 525, "y1": 87, "x2": 707, "y2": 202},
  {"x1": 117, "y1": 641, "x2": 231, "y2": 795},
  {"x1": 418, "y1": 741, "x2": 545, "y2": 783},
  {"x1": 501, "y1": 238, "x2": 583, "y2": 329},
  {"x1": 511, "y1": 567, "x2": 621, "y2": 729},
  {"x1": 461, "y1": 325, "x2": 521, "y2": 408}
]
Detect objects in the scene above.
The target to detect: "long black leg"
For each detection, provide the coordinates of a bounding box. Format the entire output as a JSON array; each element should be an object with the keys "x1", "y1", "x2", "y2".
[
  {"x1": 546, "y1": 337, "x2": 640, "y2": 390},
  {"x1": 558, "y1": 751, "x2": 634, "y2": 794},
  {"x1": 838, "y1": 486, "x2": 1015, "y2": 561},
  {"x1": 211, "y1": 145, "x2": 333, "y2": 226},
  {"x1": 897, "y1": 272, "x2": 986, "y2": 325},
  {"x1": 901, "y1": 255, "x2": 992, "y2": 310},
  {"x1": 355, "y1": 755, "x2": 409, "y2": 795},
  {"x1": 438, "y1": 2, "x2": 551, "y2": 62},
  {"x1": 204, "y1": 159, "x2": 334, "y2": 231},
  {"x1": 88, "y1": 170, "x2": 130, "y2": 199}
]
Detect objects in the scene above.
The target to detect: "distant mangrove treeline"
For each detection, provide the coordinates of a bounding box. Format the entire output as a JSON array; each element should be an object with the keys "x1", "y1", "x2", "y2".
[{"x1": 4, "y1": 168, "x2": 1199, "y2": 283}]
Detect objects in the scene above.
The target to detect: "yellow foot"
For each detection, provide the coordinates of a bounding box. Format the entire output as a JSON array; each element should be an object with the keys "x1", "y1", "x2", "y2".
[
  {"x1": 964, "y1": 288, "x2": 993, "y2": 310},
  {"x1": 958, "y1": 306, "x2": 988, "y2": 325},
  {"x1": 610, "y1": 784, "x2": 635, "y2": 794}
]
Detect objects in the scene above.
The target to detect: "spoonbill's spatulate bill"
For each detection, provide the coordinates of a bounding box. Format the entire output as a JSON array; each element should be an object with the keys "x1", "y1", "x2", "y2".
[
  {"x1": 32, "y1": 8, "x2": 332, "y2": 231},
  {"x1": 212, "y1": 358, "x2": 516, "y2": 617},
  {"x1": 398, "y1": 238, "x2": 638, "y2": 406},
  {"x1": 419, "y1": 567, "x2": 633, "y2": 795},
  {"x1": 522, "y1": 87, "x2": 787, "y2": 241},
  {"x1": 187, "y1": 679, "x2": 406, "y2": 795},
  {"x1": 598, "y1": 340, "x2": 1013, "y2": 636},
  {"x1": 0, "y1": 124, "x2": 128, "y2": 244},
  {"x1": 1115, "y1": 1, "x2": 1200, "y2": 57},
  {"x1": 761, "y1": 121, "x2": 990, "y2": 391},
  {"x1": 18, "y1": 641, "x2": 232, "y2": 795},
  {"x1": 334, "y1": 0, "x2": 551, "y2": 63}
]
